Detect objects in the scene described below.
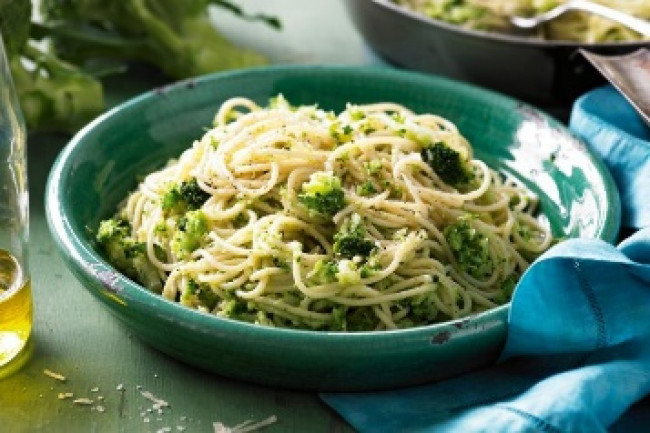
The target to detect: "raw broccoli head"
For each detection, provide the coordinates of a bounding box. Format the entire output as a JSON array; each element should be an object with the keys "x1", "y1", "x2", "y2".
[
  {"x1": 1, "y1": 0, "x2": 104, "y2": 133},
  {"x1": 333, "y1": 213, "x2": 376, "y2": 259},
  {"x1": 444, "y1": 216, "x2": 494, "y2": 279},
  {"x1": 39, "y1": 0, "x2": 276, "y2": 79},
  {"x1": 298, "y1": 171, "x2": 346, "y2": 217},
  {"x1": 421, "y1": 141, "x2": 474, "y2": 187}
]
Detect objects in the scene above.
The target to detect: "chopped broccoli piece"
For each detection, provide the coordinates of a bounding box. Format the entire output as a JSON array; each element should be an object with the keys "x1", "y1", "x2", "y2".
[
  {"x1": 309, "y1": 259, "x2": 338, "y2": 284},
  {"x1": 331, "y1": 305, "x2": 348, "y2": 331},
  {"x1": 345, "y1": 307, "x2": 376, "y2": 332},
  {"x1": 329, "y1": 121, "x2": 354, "y2": 143},
  {"x1": 96, "y1": 218, "x2": 162, "y2": 292},
  {"x1": 218, "y1": 298, "x2": 248, "y2": 318},
  {"x1": 494, "y1": 274, "x2": 518, "y2": 304},
  {"x1": 162, "y1": 178, "x2": 210, "y2": 215},
  {"x1": 271, "y1": 256, "x2": 290, "y2": 270},
  {"x1": 356, "y1": 180, "x2": 377, "y2": 197},
  {"x1": 298, "y1": 171, "x2": 346, "y2": 216},
  {"x1": 364, "y1": 159, "x2": 383, "y2": 175},
  {"x1": 170, "y1": 210, "x2": 208, "y2": 259},
  {"x1": 333, "y1": 213, "x2": 376, "y2": 259},
  {"x1": 409, "y1": 292, "x2": 439, "y2": 322},
  {"x1": 336, "y1": 259, "x2": 361, "y2": 285},
  {"x1": 421, "y1": 141, "x2": 474, "y2": 187},
  {"x1": 444, "y1": 216, "x2": 494, "y2": 279},
  {"x1": 182, "y1": 279, "x2": 218, "y2": 310}
]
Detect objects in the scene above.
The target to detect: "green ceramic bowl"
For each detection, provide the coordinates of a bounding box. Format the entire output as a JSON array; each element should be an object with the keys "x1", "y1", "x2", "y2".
[{"x1": 45, "y1": 65, "x2": 620, "y2": 391}]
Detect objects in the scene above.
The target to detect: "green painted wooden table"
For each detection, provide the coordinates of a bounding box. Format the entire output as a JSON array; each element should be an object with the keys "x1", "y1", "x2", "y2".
[{"x1": 0, "y1": 2, "x2": 365, "y2": 431}]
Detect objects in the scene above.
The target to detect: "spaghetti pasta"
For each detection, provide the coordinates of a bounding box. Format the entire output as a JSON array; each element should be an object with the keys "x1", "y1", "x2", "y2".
[{"x1": 97, "y1": 96, "x2": 555, "y2": 331}]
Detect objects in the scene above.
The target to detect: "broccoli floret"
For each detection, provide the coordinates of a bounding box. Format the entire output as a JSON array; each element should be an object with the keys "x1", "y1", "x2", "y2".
[
  {"x1": 162, "y1": 178, "x2": 210, "y2": 215},
  {"x1": 333, "y1": 213, "x2": 376, "y2": 259},
  {"x1": 494, "y1": 274, "x2": 518, "y2": 304},
  {"x1": 364, "y1": 159, "x2": 383, "y2": 175},
  {"x1": 409, "y1": 292, "x2": 439, "y2": 322},
  {"x1": 329, "y1": 121, "x2": 354, "y2": 143},
  {"x1": 421, "y1": 141, "x2": 474, "y2": 187},
  {"x1": 336, "y1": 259, "x2": 361, "y2": 285},
  {"x1": 356, "y1": 180, "x2": 377, "y2": 197},
  {"x1": 330, "y1": 305, "x2": 348, "y2": 331},
  {"x1": 345, "y1": 307, "x2": 376, "y2": 332},
  {"x1": 444, "y1": 216, "x2": 494, "y2": 279},
  {"x1": 182, "y1": 279, "x2": 218, "y2": 310},
  {"x1": 309, "y1": 259, "x2": 338, "y2": 284},
  {"x1": 96, "y1": 218, "x2": 162, "y2": 292},
  {"x1": 170, "y1": 210, "x2": 208, "y2": 259},
  {"x1": 298, "y1": 171, "x2": 346, "y2": 216}
]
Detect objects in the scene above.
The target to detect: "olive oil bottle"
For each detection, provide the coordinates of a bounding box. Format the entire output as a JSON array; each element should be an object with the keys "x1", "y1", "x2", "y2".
[
  {"x1": 0, "y1": 32, "x2": 32, "y2": 377},
  {"x1": 0, "y1": 249, "x2": 32, "y2": 376}
]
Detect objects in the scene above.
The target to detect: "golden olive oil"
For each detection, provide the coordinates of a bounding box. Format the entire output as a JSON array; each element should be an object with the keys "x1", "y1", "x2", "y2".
[{"x1": 0, "y1": 249, "x2": 32, "y2": 375}]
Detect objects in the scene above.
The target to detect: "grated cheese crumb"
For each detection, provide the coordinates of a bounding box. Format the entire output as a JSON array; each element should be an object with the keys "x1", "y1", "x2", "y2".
[
  {"x1": 43, "y1": 369, "x2": 67, "y2": 382},
  {"x1": 73, "y1": 398, "x2": 94, "y2": 405},
  {"x1": 95, "y1": 405, "x2": 105, "y2": 413},
  {"x1": 116, "y1": 384, "x2": 125, "y2": 391},
  {"x1": 90, "y1": 387, "x2": 100, "y2": 392},
  {"x1": 57, "y1": 392, "x2": 74, "y2": 400},
  {"x1": 213, "y1": 415, "x2": 278, "y2": 433},
  {"x1": 140, "y1": 390, "x2": 170, "y2": 409}
]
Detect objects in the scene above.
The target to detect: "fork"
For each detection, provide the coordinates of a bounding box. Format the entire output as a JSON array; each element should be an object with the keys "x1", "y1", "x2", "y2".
[{"x1": 510, "y1": 0, "x2": 650, "y2": 38}]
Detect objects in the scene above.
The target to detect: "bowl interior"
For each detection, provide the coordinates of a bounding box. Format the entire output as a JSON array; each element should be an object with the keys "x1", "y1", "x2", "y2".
[{"x1": 46, "y1": 65, "x2": 620, "y2": 390}]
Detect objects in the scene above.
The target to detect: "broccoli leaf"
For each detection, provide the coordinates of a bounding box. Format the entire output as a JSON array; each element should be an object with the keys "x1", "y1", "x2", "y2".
[{"x1": 0, "y1": 0, "x2": 31, "y2": 56}]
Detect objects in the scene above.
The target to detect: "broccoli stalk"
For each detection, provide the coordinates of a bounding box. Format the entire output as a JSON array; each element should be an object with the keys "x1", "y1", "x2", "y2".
[
  {"x1": 0, "y1": 0, "x2": 104, "y2": 133},
  {"x1": 37, "y1": 0, "x2": 278, "y2": 80},
  {"x1": 298, "y1": 171, "x2": 346, "y2": 217}
]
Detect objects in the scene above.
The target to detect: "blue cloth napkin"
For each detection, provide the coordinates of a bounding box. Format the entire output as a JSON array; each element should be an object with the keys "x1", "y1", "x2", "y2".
[
  {"x1": 320, "y1": 87, "x2": 650, "y2": 432},
  {"x1": 570, "y1": 85, "x2": 650, "y2": 229}
]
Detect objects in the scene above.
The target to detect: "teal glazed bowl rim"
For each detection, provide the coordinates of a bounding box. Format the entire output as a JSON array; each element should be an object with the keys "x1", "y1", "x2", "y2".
[{"x1": 45, "y1": 65, "x2": 620, "y2": 391}]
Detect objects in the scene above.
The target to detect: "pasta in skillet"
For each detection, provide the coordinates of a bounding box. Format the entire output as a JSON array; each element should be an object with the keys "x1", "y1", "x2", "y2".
[{"x1": 395, "y1": 0, "x2": 650, "y2": 42}]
